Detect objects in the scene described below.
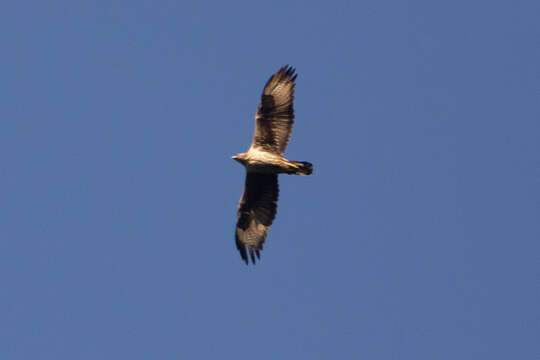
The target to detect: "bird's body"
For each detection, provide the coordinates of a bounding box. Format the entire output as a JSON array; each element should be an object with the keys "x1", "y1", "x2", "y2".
[
  {"x1": 233, "y1": 149, "x2": 312, "y2": 175},
  {"x1": 233, "y1": 66, "x2": 313, "y2": 264}
]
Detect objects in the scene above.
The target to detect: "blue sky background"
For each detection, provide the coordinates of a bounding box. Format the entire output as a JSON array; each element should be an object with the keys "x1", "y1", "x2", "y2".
[{"x1": 1, "y1": 1, "x2": 539, "y2": 359}]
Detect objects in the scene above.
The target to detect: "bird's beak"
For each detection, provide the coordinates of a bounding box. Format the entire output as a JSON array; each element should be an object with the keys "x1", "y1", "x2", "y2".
[{"x1": 231, "y1": 155, "x2": 237, "y2": 160}]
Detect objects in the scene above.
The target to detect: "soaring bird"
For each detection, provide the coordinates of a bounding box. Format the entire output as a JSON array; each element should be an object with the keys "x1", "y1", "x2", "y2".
[{"x1": 232, "y1": 66, "x2": 313, "y2": 265}]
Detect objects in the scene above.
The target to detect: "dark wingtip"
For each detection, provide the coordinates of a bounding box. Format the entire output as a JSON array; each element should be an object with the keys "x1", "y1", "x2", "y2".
[
  {"x1": 236, "y1": 239, "x2": 262, "y2": 265},
  {"x1": 236, "y1": 237, "x2": 249, "y2": 265},
  {"x1": 263, "y1": 65, "x2": 297, "y2": 95},
  {"x1": 240, "y1": 247, "x2": 248, "y2": 265},
  {"x1": 237, "y1": 245, "x2": 263, "y2": 265},
  {"x1": 277, "y1": 65, "x2": 297, "y2": 82}
]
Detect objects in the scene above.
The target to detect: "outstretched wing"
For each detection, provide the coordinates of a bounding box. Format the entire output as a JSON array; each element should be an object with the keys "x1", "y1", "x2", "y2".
[
  {"x1": 235, "y1": 173, "x2": 279, "y2": 264},
  {"x1": 250, "y1": 66, "x2": 297, "y2": 155}
]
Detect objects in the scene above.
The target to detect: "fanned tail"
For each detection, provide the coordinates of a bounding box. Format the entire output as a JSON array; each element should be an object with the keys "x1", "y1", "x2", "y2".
[{"x1": 290, "y1": 161, "x2": 313, "y2": 176}]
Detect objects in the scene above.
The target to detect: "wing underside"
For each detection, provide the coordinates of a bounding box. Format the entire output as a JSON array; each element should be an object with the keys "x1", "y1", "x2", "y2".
[
  {"x1": 250, "y1": 66, "x2": 297, "y2": 155},
  {"x1": 235, "y1": 173, "x2": 279, "y2": 264}
]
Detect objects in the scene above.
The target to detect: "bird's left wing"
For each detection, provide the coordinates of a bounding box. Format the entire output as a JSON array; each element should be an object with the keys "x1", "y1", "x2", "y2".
[
  {"x1": 235, "y1": 173, "x2": 279, "y2": 264},
  {"x1": 250, "y1": 66, "x2": 297, "y2": 156}
]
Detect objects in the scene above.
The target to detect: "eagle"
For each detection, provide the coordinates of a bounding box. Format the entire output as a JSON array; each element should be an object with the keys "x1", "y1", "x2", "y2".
[{"x1": 232, "y1": 66, "x2": 313, "y2": 265}]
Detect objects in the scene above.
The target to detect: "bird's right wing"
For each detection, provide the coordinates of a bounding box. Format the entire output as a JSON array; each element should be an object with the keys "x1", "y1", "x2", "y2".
[{"x1": 235, "y1": 173, "x2": 279, "y2": 264}]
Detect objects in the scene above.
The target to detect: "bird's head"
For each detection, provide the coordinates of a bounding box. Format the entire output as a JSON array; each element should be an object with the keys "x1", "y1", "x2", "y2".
[{"x1": 232, "y1": 153, "x2": 248, "y2": 165}]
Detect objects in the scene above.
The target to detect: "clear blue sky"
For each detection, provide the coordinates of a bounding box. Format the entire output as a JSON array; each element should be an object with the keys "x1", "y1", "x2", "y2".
[{"x1": 1, "y1": 1, "x2": 538, "y2": 359}]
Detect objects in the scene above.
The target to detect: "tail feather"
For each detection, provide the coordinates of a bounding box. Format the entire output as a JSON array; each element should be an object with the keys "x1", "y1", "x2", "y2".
[{"x1": 290, "y1": 161, "x2": 313, "y2": 176}]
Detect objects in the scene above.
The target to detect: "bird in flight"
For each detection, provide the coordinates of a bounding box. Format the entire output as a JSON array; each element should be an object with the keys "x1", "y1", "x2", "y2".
[{"x1": 232, "y1": 65, "x2": 313, "y2": 265}]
